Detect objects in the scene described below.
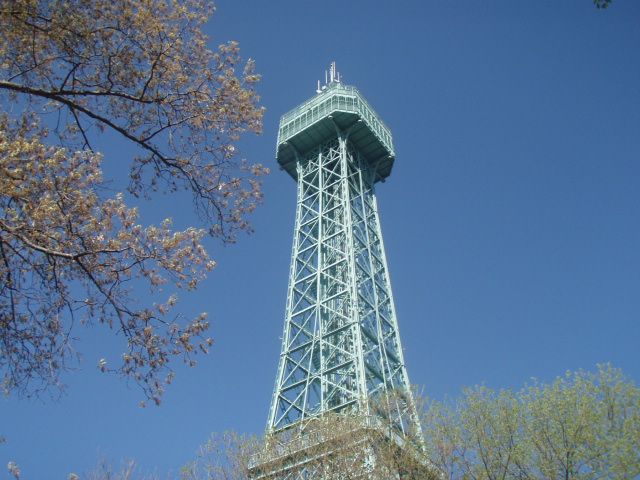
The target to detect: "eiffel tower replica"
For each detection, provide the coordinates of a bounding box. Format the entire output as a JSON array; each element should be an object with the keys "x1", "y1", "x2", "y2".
[{"x1": 250, "y1": 64, "x2": 431, "y2": 479}]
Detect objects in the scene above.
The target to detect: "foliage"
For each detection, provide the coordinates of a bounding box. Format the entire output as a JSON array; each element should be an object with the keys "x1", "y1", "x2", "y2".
[
  {"x1": 422, "y1": 364, "x2": 640, "y2": 480},
  {"x1": 83, "y1": 455, "x2": 166, "y2": 480},
  {"x1": 182, "y1": 390, "x2": 436, "y2": 479},
  {"x1": 181, "y1": 430, "x2": 261, "y2": 480},
  {"x1": 0, "y1": 0, "x2": 265, "y2": 403},
  {"x1": 7, "y1": 461, "x2": 21, "y2": 479},
  {"x1": 183, "y1": 413, "x2": 437, "y2": 480},
  {"x1": 594, "y1": 0, "x2": 613, "y2": 8},
  {"x1": 79, "y1": 366, "x2": 639, "y2": 478}
]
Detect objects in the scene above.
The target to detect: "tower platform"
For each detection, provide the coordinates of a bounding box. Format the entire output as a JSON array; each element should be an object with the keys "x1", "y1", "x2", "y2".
[{"x1": 276, "y1": 82, "x2": 395, "y2": 183}]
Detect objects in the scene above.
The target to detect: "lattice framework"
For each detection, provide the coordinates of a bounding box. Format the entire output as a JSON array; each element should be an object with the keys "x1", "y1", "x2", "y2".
[{"x1": 268, "y1": 134, "x2": 411, "y2": 433}]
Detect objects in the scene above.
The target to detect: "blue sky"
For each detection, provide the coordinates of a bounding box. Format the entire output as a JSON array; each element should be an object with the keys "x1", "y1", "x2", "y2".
[{"x1": 3, "y1": 1, "x2": 640, "y2": 478}]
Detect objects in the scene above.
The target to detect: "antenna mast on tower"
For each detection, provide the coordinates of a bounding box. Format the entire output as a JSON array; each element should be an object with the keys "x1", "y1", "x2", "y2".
[{"x1": 317, "y1": 61, "x2": 341, "y2": 92}]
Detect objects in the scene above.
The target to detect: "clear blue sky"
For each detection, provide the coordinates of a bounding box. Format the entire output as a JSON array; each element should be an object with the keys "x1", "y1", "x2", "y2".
[{"x1": 3, "y1": 1, "x2": 640, "y2": 478}]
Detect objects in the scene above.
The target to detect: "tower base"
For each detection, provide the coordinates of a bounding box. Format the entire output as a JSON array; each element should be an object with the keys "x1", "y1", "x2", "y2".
[{"x1": 249, "y1": 414, "x2": 438, "y2": 480}]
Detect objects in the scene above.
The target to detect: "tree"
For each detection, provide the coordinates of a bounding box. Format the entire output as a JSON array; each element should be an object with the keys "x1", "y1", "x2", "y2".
[
  {"x1": 181, "y1": 391, "x2": 438, "y2": 480},
  {"x1": 83, "y1": 455, "x2": 166, "y2": 480},
  {"x1": 594, "y1": 0, "x2": 613, "y2": 8},
  {"x1": 0, "y1": 0, "x2": 266, "y2": 404},
  {"x1": 422, "y1": 364, "x2": 640, "y2": 480},
  {"x1": 182, "y1": 415, "x2": 438, "y2": 480},
  {"x1": 78, "y1": 365, "x2": 639, "y2": 479}
]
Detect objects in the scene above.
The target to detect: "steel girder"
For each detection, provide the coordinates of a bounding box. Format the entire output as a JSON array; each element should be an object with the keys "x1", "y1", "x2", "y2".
[{"x1": 267, "y1": 134, "x2": 413, "y2": 434}]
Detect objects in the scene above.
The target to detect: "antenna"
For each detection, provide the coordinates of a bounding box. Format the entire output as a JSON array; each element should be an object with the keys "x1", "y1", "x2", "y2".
[
  {"x1": 318, "y1": 62, "x2": 341, "y2": 92},
  {"x1": 329, "y1": 61, "x2": 342, "y2": 83}
]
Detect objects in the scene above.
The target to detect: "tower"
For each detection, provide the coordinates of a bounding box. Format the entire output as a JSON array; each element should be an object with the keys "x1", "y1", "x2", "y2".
[{"x1": 252, "y1": 65, "x2": 426, "y2": 479}]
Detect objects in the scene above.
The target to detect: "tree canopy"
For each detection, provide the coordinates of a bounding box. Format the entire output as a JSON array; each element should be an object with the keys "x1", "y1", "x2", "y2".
[
  {"x1": 0, "y1": 0, "x2": 265, "y2": 404},
  {"x1": 184, "y1": 365, "x2": 639, "y2": 480},
  {"x1": 423, "y1": 364, "x2": 640, "y2": 480},
  {"x1": 50, "y1": 365, "x2": 639, "y2": 479}
]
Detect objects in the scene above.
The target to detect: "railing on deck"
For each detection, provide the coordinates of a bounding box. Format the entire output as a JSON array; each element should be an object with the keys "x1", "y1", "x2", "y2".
[{"x1": 277, "y1": 83, "x2": 394, "y2": 158}]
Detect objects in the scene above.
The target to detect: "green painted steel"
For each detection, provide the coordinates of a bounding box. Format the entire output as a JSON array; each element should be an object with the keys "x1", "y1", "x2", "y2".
[
  {"x1": 276, "y1": 82, "x2": 395, "y2": 183},
  {"x1": 259, "y1": 76, "x2": 422, "y2": 479}
]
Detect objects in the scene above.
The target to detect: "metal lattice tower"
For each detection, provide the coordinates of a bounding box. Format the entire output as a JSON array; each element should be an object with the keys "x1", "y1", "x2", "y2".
[
  {"x1": 269, "y1": 66, "x2": 414, "y2": 428},
  {"x1": 255, "y1": 65, "x2": 423, "y2": 478}
]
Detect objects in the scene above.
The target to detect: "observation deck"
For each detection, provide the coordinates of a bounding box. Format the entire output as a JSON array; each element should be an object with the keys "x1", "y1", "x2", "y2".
[{"x1": 276, "y1": 82, "x2": 395, "y2": 182}]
